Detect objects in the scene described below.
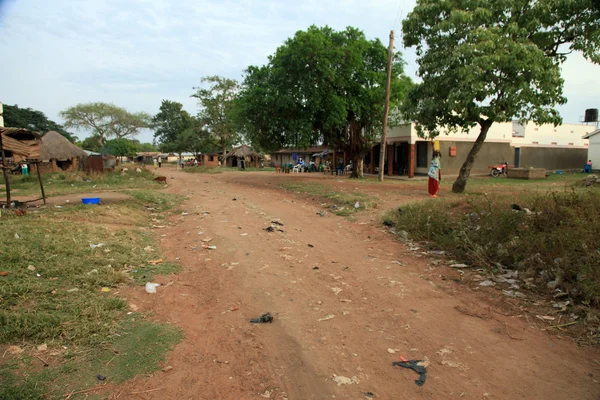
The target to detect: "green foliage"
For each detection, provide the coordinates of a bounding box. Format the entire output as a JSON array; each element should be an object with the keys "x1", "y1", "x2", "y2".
[
  {"x1": 236, "y1": 26, "x2": 412, "y2": 178},
  {"x1": 2, "y1": 104, "x2": 77, "y2": 142},
  {"x1": 60, "y1": 102, "x2": 151, "y2": 145},
  {"x1": 78, "y1": 134, "x2": 103, "y2": 151},
  {"x1": 153, "y1": 100, "x2": 212, "y2": 155},
  {"x1": 101, "y1": 138, "x2": 138, "y2": 157},
  {"x1": 402, "y1": 0, "x2": 600, "y2": 192},
  {"x1": 385, "y1": 190, "x2": 600, "y2": 306},
  {"x1": 192, "y1": 76, "x2": 240, "y2": 157}
]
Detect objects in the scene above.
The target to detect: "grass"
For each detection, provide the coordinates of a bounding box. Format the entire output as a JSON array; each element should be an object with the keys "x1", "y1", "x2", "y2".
[
  {"x1": 0, "y1": 186, "x2": 183, "y2": 398},
  {"x1": 280, "y1": 181, "x2": 379, "y2": 215},
  {"x1": 0, "y1": 168, "x2": 163, "y2": 197},
  {"x1": 384, "y1": 188, "x2": 600, "y2": 307}
]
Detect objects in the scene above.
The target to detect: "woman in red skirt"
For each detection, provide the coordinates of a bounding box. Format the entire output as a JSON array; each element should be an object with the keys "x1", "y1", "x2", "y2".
[{"x1": 427, "y1": 150, "x2": 441, "y2": 197}]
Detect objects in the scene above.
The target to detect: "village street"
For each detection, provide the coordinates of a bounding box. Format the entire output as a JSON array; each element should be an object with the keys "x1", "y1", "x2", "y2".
[{"x1": 116, "y1": 168, "x2": 600, "y2": 400}]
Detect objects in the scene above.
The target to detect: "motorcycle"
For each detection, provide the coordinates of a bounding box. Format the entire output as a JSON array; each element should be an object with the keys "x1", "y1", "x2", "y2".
[{"x1": 488, "y1": 161, "x2": 508, "y2": 177}]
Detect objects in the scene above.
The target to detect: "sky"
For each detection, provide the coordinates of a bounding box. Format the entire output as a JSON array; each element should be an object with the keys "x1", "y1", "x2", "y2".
[{"x1": 0, "y1": 0, "x2": 598, "y2": 143}]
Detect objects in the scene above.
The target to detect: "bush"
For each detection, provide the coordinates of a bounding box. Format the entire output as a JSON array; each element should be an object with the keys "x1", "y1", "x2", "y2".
[{"x1": 386, "y1": 190, "x2": 600, "y2": 306}]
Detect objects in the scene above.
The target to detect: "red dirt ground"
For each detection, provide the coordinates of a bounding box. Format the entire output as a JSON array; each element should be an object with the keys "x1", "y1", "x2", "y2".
[{"x1": 111, "y1": 168, "x2": 599, "y2": 400}]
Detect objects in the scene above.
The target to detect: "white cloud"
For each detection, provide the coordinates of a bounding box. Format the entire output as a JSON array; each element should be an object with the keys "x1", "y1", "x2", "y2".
[{"x1": 0, "y1": 0, "x2": 598, "y2": 143}]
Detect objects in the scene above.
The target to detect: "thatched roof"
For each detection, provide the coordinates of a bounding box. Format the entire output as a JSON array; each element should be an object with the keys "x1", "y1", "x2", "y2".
[
  {"x1": 40, "y1": 131, "x2": 86, "y2": 161},
  {"x1": 226, "y1": 145, "x2": 262, "y2": 159}
]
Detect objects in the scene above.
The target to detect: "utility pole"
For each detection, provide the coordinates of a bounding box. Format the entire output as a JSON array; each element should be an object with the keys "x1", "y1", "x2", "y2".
[{"x1": 378, "y1": 30, "x2": 394, "y2": 182}]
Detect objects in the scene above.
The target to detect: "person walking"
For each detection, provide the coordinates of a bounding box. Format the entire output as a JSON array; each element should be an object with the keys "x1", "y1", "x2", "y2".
[
  {"x1": 427, "y1": 150, "x2": 442, "y2": 198},
  {"x1": 158, "y1": 155, "x2": 162, "y2": 168}
]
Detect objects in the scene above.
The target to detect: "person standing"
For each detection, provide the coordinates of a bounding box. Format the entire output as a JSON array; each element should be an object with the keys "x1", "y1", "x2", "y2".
[
  {"x1": 158, "y1": 155, "x2": 162, "y2": 168},
  {"x1": 428, "y1": 150, "x2": 442, "y2": 198}
]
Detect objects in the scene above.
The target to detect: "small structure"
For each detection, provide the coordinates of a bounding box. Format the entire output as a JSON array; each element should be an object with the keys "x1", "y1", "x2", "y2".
[
  {"x1": 0, "y1": 127, "x2": 46, "y2": 205},
  {"x1": 583, "y1": 129, "x2": 600, "y2": 170},
  {"x1": 201, "y1": 151, "x2": 220, "y2": 167},
  {"x1": 507, "y1": 168, "x2": 547, "y2": 180},
  {"x1": 37, "y1": 131, "x2": 86, "y2": 173},
  {"x1": 84, "y1": 150, "x2": 117, "y2": 173},
  {"x1": 225, "y1": 145, "x2": 262, "y2": 168},
  {"x1": 135, "y1": 152, "x2": 161, "y2": 165}
]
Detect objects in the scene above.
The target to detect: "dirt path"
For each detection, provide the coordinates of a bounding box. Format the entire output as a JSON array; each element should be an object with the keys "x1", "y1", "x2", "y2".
[{"x1": 115, "y1": 169, "x2": 600, "y2": 400}]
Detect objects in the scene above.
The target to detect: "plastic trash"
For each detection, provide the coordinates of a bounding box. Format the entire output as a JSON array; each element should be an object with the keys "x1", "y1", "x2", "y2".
[
  {"x1": 89, "y1": 243, "x2": 104, "y2": 249},
  {"x1": 145, "y1": 282, "x2": 161, "y2": 294},
  {"x1": 354, "y1": 202, "x2": 360, "y2": 209}
]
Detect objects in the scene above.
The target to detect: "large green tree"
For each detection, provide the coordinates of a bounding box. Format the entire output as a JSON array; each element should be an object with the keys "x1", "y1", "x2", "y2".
[
  {"x1": 60, "y1": 102, "x2": 151, "y2": 146},
  {"x1": 402, "y1": 0, "x2": 600, "y2": 193},
  {"x1": 192, "y1": 76, "x2": 240, "y2": 164},
  {"x1": 2, "y1": 103, "x2": 77, "y2": 142},
  {"x1": 101, "y1": 138, "x2": 139, "y2": 157},
  {"x1": 236, "y1": 25, "x2": 413, "y2": 178}
]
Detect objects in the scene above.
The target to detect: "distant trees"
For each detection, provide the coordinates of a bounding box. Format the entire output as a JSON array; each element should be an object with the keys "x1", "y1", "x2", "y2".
[
  {"x1": 402, "y1": 0, "x2": 600, "y2": 193},
  {"x1": 60, "y1": 102, "x2": 151, "y2": 146},
  {"x1": 236, "y1": 25, "x2": 412, "y2": 178},
  {"x1": 192, "y1": 76, "x2": 240, "y2": 164},
  {"x1": 3, "y1": 104, "x2": 77, "y2": 142}
]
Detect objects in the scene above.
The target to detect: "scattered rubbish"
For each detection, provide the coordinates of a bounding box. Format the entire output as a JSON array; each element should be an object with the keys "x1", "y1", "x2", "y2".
[
  {"x1": 250, "y1": 313, "x2": 273, "y2": 323},
  {"x1": 36, "y1": 273, "x2": 41, "y2": 277},
  {"x1": 393, "y1": 359, "x2": 427, "y2": 386},
  {"x1": 264, "y1": 226, "x2": 275, "y2": 232},
  {"x1": 511, "y1": 203, "x2": 522, "y2": 211},
  {"x1": 144, "y1": 246, "x2": 155, "y2": 252},
  {"x1": 365, "y1": 392, "x2": 375, "y2": 398},
  {"x1": 318, "y1": 314, "x2": 335, "y2": 322},
  {"x1": 232, "y1": 198, "x2": 237, "y2": 201},
  {"x1": 37, "y1": 344, "x2": 47, "y2": 352},
  {"x1": 66, "y1": 288, "x2": 80, "y2": 293},
  {"x1": 26, "y1": 265, "x2": 36, "y2": 272},
  {"x1": 14, "y1": 233, "x2": 20, "y2": 239},
  {"x1": 408, "y1": 246, "x2": 420, "y2": 251},
  {"x1": 340, "y1": 299, "x2": 352, "y2": 303},
  {"x1": 332, "y1": 375, "x2": 359, "y2": 386},
  {"x1": 96, "y1": 375, "x2": 107, "y2": 381},
  {"x1": 136, "y1": 168, "x2": 142, "y2": 173},
  {"x1": 331, "y1": 287, "x2": 342, "y2": 295},
  {"x1": 203, "y1": 245, "x2": 217, "y2": 250},
  {"x1": 162, "y1": 365, "x2": 173, "y2": 372},
  {"x1": 441, "y1": 360, "x2": 469, "y2": 371},
  {"x1": 89, "y1": 243, "x2": 104, "y2": 249},
  {"x1": 479, "y1": 280, "x2": 495, "y2": 287},
  {"x1": 54, "y1": 205, "x2": 63, "y2": 209},
  {"x1": 202, "y1": 238, "x2": 213, "y2": 243},
  {"x1": 271, "y1": 220, "x2": 284, "y2": 226},
  {"x1": 430, "y1": 250, "x2": 446, "y2": 255},
  {"x1": 7, "y1": 346, "x2": 24, "y2": 355},
  {"x1": 0, "y1": 271, "x2": 8, "y2": 276},
  {"x1": 145, "y1": 282, "x2": 161, "y2": 294},
  {"x1": 240, "y1": 233, "x2": 248, "y2": 236},
  {"x1": 318, "y1": 210, "x2": 325, "y2": 217},
  {"x1": 313, "y1": 266, "x2": 319, "y2": 270},
  {"x1": 148, "y1": 259, "x2": 163, "y2": 265},
  {"x1": 552, "y1": 301, "x2": 570, "y2": 311},
  {"x1": 383, "y1": 220, "x2": 394, "y2": 227},
  {"x1": 308, "y1": 244, "x2": 314, "y2": 248},
  {"x1": 536, "y1": 315, "x2": 556, "y2": 321},
  {"x1": 100, "y1": 287, "x2": 111, "y2": 293},
  {"x1": 387, "y1": 348, "x2": 396, "y2": 354},
  {"x1": 181, "y1": 212, "x2": 189, "y2": 216},
  {"x1": 354, "y1": 202, "x2": 360, "y2": 209}
]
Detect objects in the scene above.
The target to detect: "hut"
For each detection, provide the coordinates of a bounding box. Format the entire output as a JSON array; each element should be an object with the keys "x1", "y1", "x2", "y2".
[
  {"x1": 83, "y1": 150, "x2": 117, "y2": 173},
  {"x1": 38, "y1": 131, "x2": 86, "y2": 173},
  {"x1": 225, "y1": 145, "x2": 262, "y2": 168}
]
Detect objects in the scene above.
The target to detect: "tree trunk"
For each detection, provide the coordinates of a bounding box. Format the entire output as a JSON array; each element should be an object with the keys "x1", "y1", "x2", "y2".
[
  {"x1": 452, "y1": 121, "x2": 493, "y2": 193},
  {"x1": 220, "y1": 142, "x2": 227, "y2": 168},
  {"x1": 351, "y1": 155, "x2": 364, "y2": 179}
]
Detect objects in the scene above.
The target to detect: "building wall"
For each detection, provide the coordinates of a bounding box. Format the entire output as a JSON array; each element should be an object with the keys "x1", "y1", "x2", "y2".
[
  {"x1": 425, "y1": 141, "x2": 514, "y2": 175},
  {"x1": 588, "y1": 135, "x2": 600, "y2": 166},
  {"x1": 202, "y1": 154, "x2": 219, "y2": 167},
  {"x1": 513, "y1": 122, "x2": 594, "y2": 147},
  {"x1": 519, "y1": 147, "x2": 588, "y2": 170}
]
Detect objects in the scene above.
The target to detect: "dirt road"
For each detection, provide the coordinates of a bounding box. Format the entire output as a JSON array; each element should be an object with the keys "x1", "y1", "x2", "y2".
[{"x1": 117, "y1": 169, "x2": 600, "y2": 400}]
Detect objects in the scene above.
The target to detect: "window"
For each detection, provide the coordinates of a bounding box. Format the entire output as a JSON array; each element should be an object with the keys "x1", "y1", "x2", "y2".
[
  {"x1": 532, "y1": 141, "x2": 538, "y2": 144},
  {"x1": 416, "y1": 142, "x2": 428, "y2": 168},
  {"x1": 568, "y1": 143, "x2": 573, "y2": 146},
  {"x1": 551, "y1": 142, "x2": 557, "y2": 145},
  {"x1": 209, "y1": 155, "x2": 214, "y2": 161}
]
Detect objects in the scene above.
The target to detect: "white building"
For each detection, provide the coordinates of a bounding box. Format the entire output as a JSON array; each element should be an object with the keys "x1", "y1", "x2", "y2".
[{"x1": 583, "y1": 129, "x2": 600, "y2": 169}]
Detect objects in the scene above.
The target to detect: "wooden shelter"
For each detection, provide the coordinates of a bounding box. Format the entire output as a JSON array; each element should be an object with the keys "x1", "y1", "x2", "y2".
[
  {"x1": 0, "y1": 127, "x2": 46, "y2": 206},
  {"x1": 225, "y1": 145, "x2": 262, "y2": 168},
  {"x1": 37, "y1": 131, "x2": 86, "y2": 173}
]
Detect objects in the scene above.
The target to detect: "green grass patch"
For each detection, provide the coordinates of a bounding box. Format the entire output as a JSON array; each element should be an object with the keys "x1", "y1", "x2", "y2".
[
  {"x1": 182, "y1": 166, "x2": 222, "y2": 174},
  {"x1": 0, "y1": 190, "x2": 183, "y2": 398},
  {"x1": 1, "y1": 169, "x2": 163, "y2": 197},
  {"x1": 385, "y1": 189, "x2": 600, "y2": 306},
  {"x1": 281, "y1": 181, "x2": 378, "y2": 214}
]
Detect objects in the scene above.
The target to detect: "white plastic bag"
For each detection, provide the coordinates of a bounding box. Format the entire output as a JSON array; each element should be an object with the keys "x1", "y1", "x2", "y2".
[{"x1": 145, "y1": 282, "x2": 161, "y2": 294}]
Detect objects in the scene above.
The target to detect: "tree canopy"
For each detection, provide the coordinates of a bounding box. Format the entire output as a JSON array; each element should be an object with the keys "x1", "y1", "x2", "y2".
[
  {"x1": 153, "y1": 100, "x2": 212, "y2": 156},
  {"x1": 192, "y1": 76, "x2": 240, "y2": 162},
  {"x1": 101, "y1": 138, "x2": 139, "y2": 157},
  {"x1": 402, "y1": 0, "x2": 600, "y2": 192},
  {"x1": 236, "y1": 25, "x2": 413, "y2": 178},
  {"x1": 2, "y1": 103, "x2": 77, "y2": 142},
  {"x1": 60, "y1": 102, "x2": 151, "y2": 146}
]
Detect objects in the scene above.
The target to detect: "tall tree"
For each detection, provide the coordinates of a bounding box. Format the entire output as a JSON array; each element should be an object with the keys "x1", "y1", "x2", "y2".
[
  {"x1": 78, "y1": 135, "x2": 103, "y2": 152},
  {"x1": 153, "y1": 100, "x2": 193, "y2": 157},
  {"x1": 2, "y1": 103, "x2": 77, "y2": 142},
  {"x1": 236, "y1": 26, "x2": 413, "y2": 178},
  {"x1": 101, "y1": 138, "x2": 139, "y2": 157},
  {"x1": 402, "y1": 0, "x2": 600, "y2": 193},
  {"x1": 60, "y1": 102, "x2": 151, "y2": 146},
  {"x1": 192, "y1": 76, "x2": 240, "y2": 164}
]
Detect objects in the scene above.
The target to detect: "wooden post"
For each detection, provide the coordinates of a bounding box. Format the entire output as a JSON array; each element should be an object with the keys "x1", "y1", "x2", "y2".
[
  {"x1": 370, "y1": 147, "x2": 375, "y2": 174},
  {"x1": 378, "y1": 30, "x2": 395, "y2": 182},
  {"x1": 387, "y1": 144, "x2": 394, "y2": 176},
  {"x1": 35, "y1": 162, "x2": 46, "y2": 204},
  {"x1": 408, "y1": 143, "x2": 416, "y2": 178},
  {"x1": 0, "y1": 133, "x2": 11, "y2": 206}
]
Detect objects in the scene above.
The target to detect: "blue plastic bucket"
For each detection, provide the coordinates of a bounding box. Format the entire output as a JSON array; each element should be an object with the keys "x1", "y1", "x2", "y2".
[{"x1": 81, "y1": 198, "x2": 101, "y2": 205}]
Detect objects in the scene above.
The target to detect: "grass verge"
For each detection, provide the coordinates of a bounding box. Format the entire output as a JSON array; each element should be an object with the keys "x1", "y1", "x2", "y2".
[
  {"x1": 281, "y1": 181, "x2": 378, "y2": 215},
  {"x1": 0, "y1": 189, "x2": 183, "y2": 399},
  {"x1": 385, "y1": 189, "x2": 600, "y2": 307}
]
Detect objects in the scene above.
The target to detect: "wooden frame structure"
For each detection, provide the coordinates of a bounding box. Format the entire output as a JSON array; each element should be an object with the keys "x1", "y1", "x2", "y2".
[{"x1": 0, "y1": 127, "x2": 46, "y2": 206}]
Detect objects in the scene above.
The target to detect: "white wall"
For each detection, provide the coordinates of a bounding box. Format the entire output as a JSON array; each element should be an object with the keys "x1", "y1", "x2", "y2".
[
  {"x1": 588, "y1": 135, "x2": 600, "y2": 167},
  {"x1": 512, "y1": 122, "x2": 594, "y2": 147}
]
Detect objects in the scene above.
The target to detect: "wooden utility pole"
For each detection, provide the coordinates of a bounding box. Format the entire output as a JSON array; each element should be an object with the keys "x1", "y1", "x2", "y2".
[
  {"x1": 0, "y1": 133, "x2": 11, "y2": 206},
  {"x1": 378, "y1": 30, "x2": 395, "y2": 182}
]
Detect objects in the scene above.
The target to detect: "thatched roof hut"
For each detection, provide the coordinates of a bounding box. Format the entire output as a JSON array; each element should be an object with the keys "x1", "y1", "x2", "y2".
[
  {"x1": 40, "y1": 131, "x2": 86, "y2": 161},
  {"x1": 39, "y1": 131, "x2": 86, "y2": 173},
  {"x1": 225, "y1": 145, "x2": 262, "y2": 168}
]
